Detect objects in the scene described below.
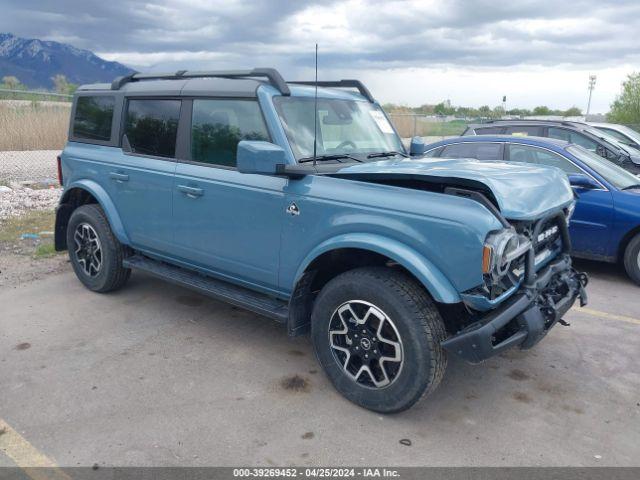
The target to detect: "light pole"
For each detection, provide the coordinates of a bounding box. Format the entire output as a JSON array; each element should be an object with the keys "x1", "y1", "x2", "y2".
[{"x1": 586, "y1": 75, "x2": 596, "y2": 117}]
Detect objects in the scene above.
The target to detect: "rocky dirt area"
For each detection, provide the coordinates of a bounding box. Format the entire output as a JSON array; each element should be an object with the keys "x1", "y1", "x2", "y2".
[
  {"x1": 0, "y1": 206, "x2": 68, "y2": 288},
  {"x1": 0, "y1": 181, "x2": 61, "y2": 219}
]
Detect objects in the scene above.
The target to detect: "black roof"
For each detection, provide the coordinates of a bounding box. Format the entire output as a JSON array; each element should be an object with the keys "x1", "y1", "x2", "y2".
[{"x1": 467, "y1": 119, "x2": 589, "y2": 130}]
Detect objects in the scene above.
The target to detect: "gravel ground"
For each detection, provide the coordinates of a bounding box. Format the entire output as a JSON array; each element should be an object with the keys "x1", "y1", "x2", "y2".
[
  {"x1": 0, "y1": 149, "x2": 60, "y2": 183},
  {"x1": 0, "y1": 182, "x2": 61, "y2": 220}
]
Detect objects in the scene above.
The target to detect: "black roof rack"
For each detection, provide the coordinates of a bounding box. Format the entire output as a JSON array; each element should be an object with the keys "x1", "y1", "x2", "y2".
[
  {"x1": 111, "y1": 68, "x2": 291, "y2": 96},
  {"x1": 288, "y1": 80, "x2": 375, "y2": 102}
]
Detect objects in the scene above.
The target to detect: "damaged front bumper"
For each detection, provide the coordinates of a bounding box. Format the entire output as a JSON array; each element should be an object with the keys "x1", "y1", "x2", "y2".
[{"x1": 441, "y1": 211, "x2": 588, "y2": 364}]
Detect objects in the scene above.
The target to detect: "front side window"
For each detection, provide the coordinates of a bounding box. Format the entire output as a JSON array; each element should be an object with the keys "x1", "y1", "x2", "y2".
[
  {"x1": 191, "y1": 99, "x2": 270, "y2": 167},
  {"x1": 73, "y1": 96, "x2": 115, "y2": 141},
  {"x1": 548, "y1": 127, "x2": 598, "y2": 152},
  {"x1": 274, "y1": 97, "x2": 404, "y2": 160},
  {"x1": 598, "y1": 127, "x2": 631, "y2": 144},
  {"x1": 567, "y1": 145, "x2": 639, "y2": 189},
  {"x1": 440, "y1": 142, "x2": 502, "y2": 160},
  {"x1": 507, "y1": 144, "x2": 582, "y2": 174},
  {"x1": 124, "y1": 99, "x2": 181, "y2": 158}
]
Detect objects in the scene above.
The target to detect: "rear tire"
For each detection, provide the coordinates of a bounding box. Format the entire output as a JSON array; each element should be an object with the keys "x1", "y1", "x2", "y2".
[
  {"x1": 66, "y1": 204, "x2": 131, "y2": 293},
  {"x1": 623, "y1": 234, "x2": 640, "y2": 286},
  {"x1": 311, "y1": 267, "x2": 447, "y2": 413}
]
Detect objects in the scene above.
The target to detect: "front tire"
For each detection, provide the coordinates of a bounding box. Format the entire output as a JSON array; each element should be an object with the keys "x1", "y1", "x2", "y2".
[
  {"x1": 311, "y1": 267, "x2": 447, "y2": 413},
  {"x1": 66, "y1": 204, "x2": 131, "y2": 293},
  {"x1": 623, "y1": 234, "x2": 640, "y2": 286}
]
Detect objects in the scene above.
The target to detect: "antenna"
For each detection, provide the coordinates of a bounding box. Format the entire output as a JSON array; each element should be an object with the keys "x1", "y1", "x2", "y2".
[{"x1": 313, "y1": 43, "x2": 318, "y2": 167}]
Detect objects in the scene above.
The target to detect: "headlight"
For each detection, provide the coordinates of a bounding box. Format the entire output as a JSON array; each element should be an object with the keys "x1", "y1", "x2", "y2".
[{"x1": 483, "y1": 229, "x2": 531, "y2": 281}]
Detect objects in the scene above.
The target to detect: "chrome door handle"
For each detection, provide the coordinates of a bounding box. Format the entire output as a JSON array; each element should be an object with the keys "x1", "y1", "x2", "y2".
[
  {"x1": 109, "y1": 172, "x2": 129, "y2": 182},
  {"x1": 177, "y1": 185, "x2": 204, "y2": 198}
]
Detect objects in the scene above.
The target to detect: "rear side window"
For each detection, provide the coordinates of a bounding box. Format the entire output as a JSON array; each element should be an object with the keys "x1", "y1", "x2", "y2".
[
  {"x1": 73, "y1": 96, "x2": 115, "y2": 141},
  {"x1": 124, "y1": 99, "x2": 181, "y2": 158},
  {"x1": 504, "y1": 126, "x2": 543, "y2": 137},
  {"x1": 473, "y1": 126, "x2": 504, "y2": 134},
  {"x1": 440, "y1": 142, "x2": 502, "y2": 160},
  {"x1": 191, "y1": 99, "x2": 269, "y2": 167}
]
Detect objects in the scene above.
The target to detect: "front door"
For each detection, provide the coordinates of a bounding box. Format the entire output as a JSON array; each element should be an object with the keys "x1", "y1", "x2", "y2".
[
  {"x1": 171, "y1": 98, "x2": 286, "y2": 292},
  {"x1": 568, "y1": 188, "x2": 614, "y2": 257}
]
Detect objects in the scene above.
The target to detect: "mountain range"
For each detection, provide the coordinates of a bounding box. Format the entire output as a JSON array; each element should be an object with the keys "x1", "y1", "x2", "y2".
[{"x1": 0, "y1": 33, "x2": 134, "y2": 89}]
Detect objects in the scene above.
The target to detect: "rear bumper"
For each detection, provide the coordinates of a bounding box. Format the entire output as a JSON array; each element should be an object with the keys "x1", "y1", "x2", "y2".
[{"x1": 441, "y1": 254, "x2": 588, "y2": 364}]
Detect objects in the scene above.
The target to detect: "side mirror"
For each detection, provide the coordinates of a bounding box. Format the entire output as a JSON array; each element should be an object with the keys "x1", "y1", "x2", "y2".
[
  {"x1": 568, "y1": 173, "x2": 599, "y2": 190},
  {"x1": 409, "y1": 136, "x2": 426, "y2": 156},
  {"x1": 237, "y1": 141, "x2": 287, "y2": 175}
]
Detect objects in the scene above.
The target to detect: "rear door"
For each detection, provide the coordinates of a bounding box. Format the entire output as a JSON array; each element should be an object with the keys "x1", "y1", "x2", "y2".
[
  {"x1": 108, "y1": 98, "x2": 181, "y2": 253},
  {"x1": 171, "y1": 98, "x2": 286, "y2": 292}
]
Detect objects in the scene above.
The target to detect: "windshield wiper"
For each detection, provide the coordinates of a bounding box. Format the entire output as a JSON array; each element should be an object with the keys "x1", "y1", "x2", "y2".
[
  {"x1": 366, "y1": 151, "x2": 409, "y2": 159},
  {"x1": 622, "y1": 184, "x2": 640, "y2": 190},
  {"x1": 299, "y1": 154, "x2": 363, "y2": 163}
]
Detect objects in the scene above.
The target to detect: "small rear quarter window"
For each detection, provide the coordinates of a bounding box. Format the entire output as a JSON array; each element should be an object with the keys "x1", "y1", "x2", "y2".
[{"x1": 73, "y1": 96, "x2": 115, "y2": 142}]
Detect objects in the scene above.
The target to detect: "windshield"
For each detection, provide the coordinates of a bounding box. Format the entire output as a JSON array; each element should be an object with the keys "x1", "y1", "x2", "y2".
[
  {"x1": 567, "y1": 145, "x2": 640, "y2": 190},
  {"x1": 274, "y1": 97, "x2": 404, "y2": 161}
]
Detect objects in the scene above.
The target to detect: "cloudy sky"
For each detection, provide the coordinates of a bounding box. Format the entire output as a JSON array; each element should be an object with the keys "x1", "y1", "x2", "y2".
[{"x1": 3, "y1": 0, "x2": 640, "y2": 112}]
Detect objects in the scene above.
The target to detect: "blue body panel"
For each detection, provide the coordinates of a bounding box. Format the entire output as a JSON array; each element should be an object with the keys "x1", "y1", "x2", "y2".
[
  {"x1": 59, "y1": 89, "x2": 576, "y2": 310},
  {"x1": 422, "y1": 135, "x2": 640, "y2": 262},
  {"x1": 279, "y1": 174, "x2": 504, "y2": 301},
  {"x1": 334, "y1": 157, "x2": 574, "y2": 221}
]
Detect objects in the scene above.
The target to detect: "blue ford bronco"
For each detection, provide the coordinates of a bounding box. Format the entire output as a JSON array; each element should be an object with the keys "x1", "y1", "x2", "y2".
[{"x1": 55, "y1": 68, "x2": 588, "y2": 412}]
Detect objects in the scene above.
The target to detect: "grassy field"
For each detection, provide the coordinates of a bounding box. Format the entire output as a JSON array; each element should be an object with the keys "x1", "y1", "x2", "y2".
[
  {"x1": 0, "y1": 101, "x2": 70, "y2": 151},
  {"x1": 0, "y1": 209, "x2": 60, "y2": 257},
  {"x1": 388, "y1": 115, "x2": 468, "y2": 138}
]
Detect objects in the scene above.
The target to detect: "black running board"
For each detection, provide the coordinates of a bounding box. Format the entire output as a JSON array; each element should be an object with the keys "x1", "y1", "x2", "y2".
[{"x1": 123, "y1": 255, "x2": 289, "y2": 323}]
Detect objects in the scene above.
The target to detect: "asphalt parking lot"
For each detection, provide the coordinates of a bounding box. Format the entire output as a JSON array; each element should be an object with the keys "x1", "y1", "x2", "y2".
[{"x1": 1, "y1": 258, "x2": 639, "y2": 468}]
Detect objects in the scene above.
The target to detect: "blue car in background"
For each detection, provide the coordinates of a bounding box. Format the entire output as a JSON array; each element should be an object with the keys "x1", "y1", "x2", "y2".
[{"x1": 412, "y1": 135, "x2": 640, "y2": 285}]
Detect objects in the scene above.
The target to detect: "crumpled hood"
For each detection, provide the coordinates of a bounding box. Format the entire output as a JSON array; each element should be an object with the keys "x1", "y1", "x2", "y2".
[{"x1": 333, "y1": 157, "x2": 575, "y2": 221}]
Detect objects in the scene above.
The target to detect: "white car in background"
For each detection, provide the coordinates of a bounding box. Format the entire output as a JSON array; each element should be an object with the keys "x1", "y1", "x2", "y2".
[{"x1": 590, "y1": 122, "x2": 640, "y2": 151}]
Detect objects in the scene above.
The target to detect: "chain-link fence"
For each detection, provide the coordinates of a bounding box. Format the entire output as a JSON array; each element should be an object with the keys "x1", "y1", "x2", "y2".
[
  {"x1": 387, "y1": 113, "x2": 470, "y2": 141},
  {"x1": 0, "y1": 94, "x2": 69, "y2": 219}
]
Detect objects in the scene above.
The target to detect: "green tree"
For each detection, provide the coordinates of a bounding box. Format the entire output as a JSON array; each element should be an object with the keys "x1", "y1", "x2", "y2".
[
  {"x1": 506, "y1": 108, "x2": 531, "y2": 117},
  {"x1": 1, "y1": 75, "x2": 21, "y2": 89},
  {"x1": 51, "y1": 74, "x2": 78, "y2": 95},
  {"x1": 608, "y1": 72, "x2": 640, "y2": 124},
  {"x1": 532, "y1": 105, "x2": 551, "y2": 116},
  {"x1": 563, "y1": 106, "x2": 582, "y2": 117},
  {"x1": 478, "y1": 105, "x2": 492, "y2": 118},
  {"x1": 434, "y1": 101, "x2": 455, "y2": 116}
]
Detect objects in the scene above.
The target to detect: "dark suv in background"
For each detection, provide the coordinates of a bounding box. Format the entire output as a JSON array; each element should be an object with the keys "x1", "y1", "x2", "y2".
[{"x1": 463, "y1": 120, "x2": 640, "y2": 174}]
